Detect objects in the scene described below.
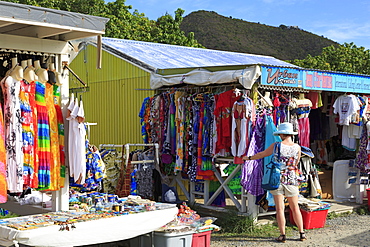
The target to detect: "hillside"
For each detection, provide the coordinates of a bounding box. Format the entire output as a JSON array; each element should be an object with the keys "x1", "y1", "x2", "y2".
[{"x1": 180, "y1": 11, "x2": 338, "y2": 61}]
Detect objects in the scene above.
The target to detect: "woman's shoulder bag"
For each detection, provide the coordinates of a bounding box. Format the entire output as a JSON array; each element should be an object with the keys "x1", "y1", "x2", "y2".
[{"x1": 261, "y1": 142, "x2": 282, "y2": 191}]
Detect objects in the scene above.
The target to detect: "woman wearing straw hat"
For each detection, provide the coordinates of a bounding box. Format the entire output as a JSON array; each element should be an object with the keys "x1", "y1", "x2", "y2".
[{"x1": 243, "y1": 122, "x2": 306, "y2": 242}]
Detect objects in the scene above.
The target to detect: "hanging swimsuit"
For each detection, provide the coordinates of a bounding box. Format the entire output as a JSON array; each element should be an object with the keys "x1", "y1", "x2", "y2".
[
  {"x1": 296, "y1": 106, "x2": 310, "y2": 119},
  {"x1": 234, "y1": 109, "x2": 245, "y2": 119}
]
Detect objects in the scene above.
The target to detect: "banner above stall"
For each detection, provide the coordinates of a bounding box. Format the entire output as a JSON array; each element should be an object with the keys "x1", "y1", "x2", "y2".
[{"x1": 261, "y1": 66, "x2": 370, "y2": 94}]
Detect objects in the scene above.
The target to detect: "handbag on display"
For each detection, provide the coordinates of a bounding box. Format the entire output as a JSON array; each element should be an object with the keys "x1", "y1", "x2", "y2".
[
  {"x1": 262, "y1": 143, "x2": 283, "y2": 191},
  {"x1": 309, "y1": 166, "x2": 322, "y2": 197},
  {"x1": 298, "y1": 158, "x2": 310, "y2": 197}
]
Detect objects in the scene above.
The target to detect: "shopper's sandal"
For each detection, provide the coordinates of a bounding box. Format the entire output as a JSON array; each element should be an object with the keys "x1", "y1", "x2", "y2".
[
  {"x1": 300, "y1": 232, "x2": 307, "y2": 241},
  {"x1": 275, "y1": 234, "x2": 286, "y2": 243}
]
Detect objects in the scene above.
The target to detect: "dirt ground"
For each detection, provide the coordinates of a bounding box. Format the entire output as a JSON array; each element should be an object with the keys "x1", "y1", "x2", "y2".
[{"x1": 210, "y1": 213, "x2": 370, "y2": 247}]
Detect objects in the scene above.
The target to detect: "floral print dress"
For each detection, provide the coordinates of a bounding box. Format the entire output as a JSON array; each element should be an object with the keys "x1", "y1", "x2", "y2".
[{"x1": 1, "y1": 76, "x2": 23, "y2": 193}]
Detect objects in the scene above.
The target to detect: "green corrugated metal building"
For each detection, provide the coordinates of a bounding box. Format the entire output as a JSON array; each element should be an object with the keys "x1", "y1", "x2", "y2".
[
  {"x1": 69, "y1": 44, "x2": 153, "y2": 146},
  {"x1": 69, "y1": 37, "x2": 297, "y2": 147}
]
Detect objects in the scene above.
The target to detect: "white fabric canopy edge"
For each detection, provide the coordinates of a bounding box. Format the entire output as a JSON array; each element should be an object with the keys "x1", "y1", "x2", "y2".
[{"x1": 150, "y1": 65, "x2": 261, "y2": 89}]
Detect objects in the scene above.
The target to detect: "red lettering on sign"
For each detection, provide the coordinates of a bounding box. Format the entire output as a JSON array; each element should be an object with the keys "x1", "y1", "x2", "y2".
[
  {"x1": 306, "y1": 73, "x2": 313, "y2": 87},
  {"x1": 313, "y1": 72, "x2": 321, "y2": 87},
  {"x1": 322, "y1": 75, "x2": 333, "y2": 88}
]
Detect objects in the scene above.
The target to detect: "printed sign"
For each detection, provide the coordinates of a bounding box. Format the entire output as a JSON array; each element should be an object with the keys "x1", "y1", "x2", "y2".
[
  {"x1": 261, "y1": 66, "x2": 301, "y2": 88},
  {"x1": 261, "y1": 66, "x2": 370, "y2": 94}
]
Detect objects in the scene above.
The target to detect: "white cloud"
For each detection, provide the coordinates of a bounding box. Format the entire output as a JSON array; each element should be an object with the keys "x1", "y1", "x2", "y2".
[
  {"x1": 313, "y1": 21, "x2": 370, "y2": 41},
  {"x1": 308, "y1": 20, "x2": 370, "y2": 49}
]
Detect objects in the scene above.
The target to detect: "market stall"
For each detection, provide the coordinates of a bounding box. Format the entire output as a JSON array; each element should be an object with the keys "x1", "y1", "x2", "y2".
[
  {"x1": 130, "y1": 63, "x2": 370, "y2": 221},
  {"x1": 0, "y1": 0, "x2": 108, "y2": 214},
  {"x1": 259, "y1": 65, "x2": 370, "y2": 205},
  {"x1": 65, "y1": 32, "x2": 370, "y2": 222},
  {"x1": 0, "y1": 4, "x2": 201, "y2": 247}
]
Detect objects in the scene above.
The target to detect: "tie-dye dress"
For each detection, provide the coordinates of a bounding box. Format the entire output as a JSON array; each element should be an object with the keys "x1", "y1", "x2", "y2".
[
  {"x1": 45, "y1": 82, "x2": 61, "y2": 190},
  {"x1": 35, "y1": 80, "x2": 51, "y2": 190},
  {"x1": 0, "y1": 105, "x2": 7, "y2": 203}
]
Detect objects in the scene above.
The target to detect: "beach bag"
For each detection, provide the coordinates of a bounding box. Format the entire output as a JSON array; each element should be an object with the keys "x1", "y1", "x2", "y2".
[
  {"x1": 262, "y1": 143, "x2": 282, "y2": 191},
  {"x1": 298, "y1": 157, "x2": 310, "y2": 197},
  {"x1": 309, "y1": 165, "x2": 322, "y2": 198}
]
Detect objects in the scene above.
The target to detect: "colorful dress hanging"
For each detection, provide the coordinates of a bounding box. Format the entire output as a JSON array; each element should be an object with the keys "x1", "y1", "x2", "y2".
[
  {"x1": 45, "y1": 82, "x2": 61, "y2": 190},
  {"x1": 1, "y1": 76, "x2": 23, "y2": 193},
  {"x1": 35, "y1": 80, "x2": 51, "y2": 190},
  {"x1": 19, "y1": 79, "x2": 36, "y2": 188},
  {"x1": 0, "y1": 105, "x2": 7, "y2": 203},
  {"x1": 29, "y1": 80, "x2": 39, "y2": 189},
  {"x1": 241, "y1": 115, "x2": 266, "y2": 196},
  {"x1": 214, "y1": 89, "x2": 239, "y2": 156},
  {"x1": 54, "y1": 85, "x2": 65, "y2": 187}
]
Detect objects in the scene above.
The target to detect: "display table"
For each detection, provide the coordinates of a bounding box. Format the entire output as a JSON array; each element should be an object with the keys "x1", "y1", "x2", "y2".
[{"x1": 0, "y1": 205, "x2": 178, "y2": 247}]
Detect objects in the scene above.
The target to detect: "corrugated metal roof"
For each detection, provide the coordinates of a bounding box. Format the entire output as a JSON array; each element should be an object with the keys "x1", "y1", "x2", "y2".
[
  {"x1": 0, "y1": 1, "x2": 108, "y2": 41},
  {"x1": 101, "y1": 37, "x2": 299, "y2": 72}
]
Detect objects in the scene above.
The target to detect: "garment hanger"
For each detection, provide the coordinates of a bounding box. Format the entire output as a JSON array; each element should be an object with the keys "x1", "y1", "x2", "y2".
[{"x1": 234, "y1": 87, "x2": 241, "y2": 97}]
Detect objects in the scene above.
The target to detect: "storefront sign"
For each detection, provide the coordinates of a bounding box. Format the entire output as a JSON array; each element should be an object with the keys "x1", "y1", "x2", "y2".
[
  {"x1": 261, "y1": 66, "x2": 370, "y2": 94},
  {"x1": 261, "y1": 66, "x2": 302, "y2": 88}
]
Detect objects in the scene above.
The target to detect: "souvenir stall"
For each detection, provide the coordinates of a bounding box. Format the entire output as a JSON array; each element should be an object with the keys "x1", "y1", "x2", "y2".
[
  {"x1": 135, "y1": 82, "x2": 311, "y2": 218},
  {"x1": 0, "y1": 2, "x2": 180, "y2": 247},
  {"x1": 0, "y1": 1, "x2": 109, "y2": 213},
  {"x1": 133, "y1": 65, "x2": 284, "y2": 218},
  {"x1": 259, "y1": 66, "x2": 370, "y2": 204},
  {"x1": 129, "y1": 63, "x2": 370, "y2": 221}
]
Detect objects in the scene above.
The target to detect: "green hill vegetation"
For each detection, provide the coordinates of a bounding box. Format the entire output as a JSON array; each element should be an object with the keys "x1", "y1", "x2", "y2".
[{"x1": 180, "y1": 10, "x2": 338, "y2": 61}]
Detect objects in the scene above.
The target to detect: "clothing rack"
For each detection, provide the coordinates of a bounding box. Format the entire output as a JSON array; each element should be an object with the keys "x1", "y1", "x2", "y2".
[
  {"x1": 99, "y1": 144, "x2": 125, "y2": 149},
  {"x1": 69, "y1": 86, "x2": 90, "y2": 94},
  {"x1": 98, "y1": 143, "x2": 159, "y2": 166},
  {"x1": 135, "y1": 83, "x2": 241, "y2": 92},
  {"x1": 62, "y1": 64, "x2": 86, "y2": 86},
  {"x1": 85, "y1": 122, "x2": 97, "y2": 141},
  {"x1": 124, "y1": 143, "x2": 159, "y2": 167}
]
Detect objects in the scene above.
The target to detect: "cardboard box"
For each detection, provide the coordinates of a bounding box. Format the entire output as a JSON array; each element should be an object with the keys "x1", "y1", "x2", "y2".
[{"x1": 318, "y1": 170, "x2": 333, "y2": 199}]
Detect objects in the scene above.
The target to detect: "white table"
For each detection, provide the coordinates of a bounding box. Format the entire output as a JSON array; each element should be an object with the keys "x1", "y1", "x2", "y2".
[{"x1": 0, "y1": 206, "x2": 178, "y2": 247}]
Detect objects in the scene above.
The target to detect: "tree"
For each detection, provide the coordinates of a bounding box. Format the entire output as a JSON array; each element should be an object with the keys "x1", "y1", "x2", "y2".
[
  {"x1": 150, "y1": 8, "x2": 203, "y2": 47},
  {"x1": 3, "y1": 0, "x2": 203, "y2": 48},
  {"x1": 291, "y1": 42, "x2": 370, "y2": 75}
]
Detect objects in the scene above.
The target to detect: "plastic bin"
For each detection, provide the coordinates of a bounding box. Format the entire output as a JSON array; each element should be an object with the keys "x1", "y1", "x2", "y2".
[
  {"x1": 129, "y1": 233, "x2": 152, "y2": 247},
  {"x1": 289, "y1": 208, "x2": 329, "y2": 229},
  {"x1": 192, "y1": 230, "x2": 211, "y2": 247},
  {"x1": 367, "y1": 188, "x2": 370, "y2": 211},
  {"x1": 154, "y1": 231, "x2": 193, "y2": 247}
]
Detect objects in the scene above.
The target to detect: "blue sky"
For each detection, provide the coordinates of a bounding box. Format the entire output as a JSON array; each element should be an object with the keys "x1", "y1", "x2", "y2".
[{"x1": 119, "y1": 0, "x2": 370, "y2": 50}]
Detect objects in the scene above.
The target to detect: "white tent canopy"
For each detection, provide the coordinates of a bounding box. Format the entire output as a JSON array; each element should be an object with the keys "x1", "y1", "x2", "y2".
[{"x1": 150, "y1": 65, "x2": 261, "y2": 89}]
